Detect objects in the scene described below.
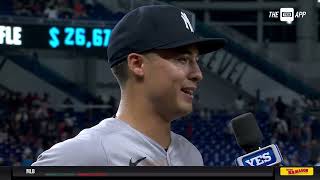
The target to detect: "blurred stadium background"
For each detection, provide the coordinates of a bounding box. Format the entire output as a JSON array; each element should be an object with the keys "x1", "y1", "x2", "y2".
[{"x1": 0, "y1": 0, "x2": 320, "y2": 166}]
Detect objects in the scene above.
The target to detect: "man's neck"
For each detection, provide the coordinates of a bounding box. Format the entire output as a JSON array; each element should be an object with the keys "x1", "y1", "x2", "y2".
[{"x1": 115, "y1": 91, "x2": 172, "y2": 149}]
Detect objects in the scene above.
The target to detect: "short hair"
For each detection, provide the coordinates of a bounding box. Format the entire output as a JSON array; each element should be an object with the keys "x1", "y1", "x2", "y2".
[{"x1": 111, "y1": 60, "x2": 128, "y2": 87}]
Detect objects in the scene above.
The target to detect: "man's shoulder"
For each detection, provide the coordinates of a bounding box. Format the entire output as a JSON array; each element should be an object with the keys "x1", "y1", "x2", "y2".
[
  {"x1": 32, "y1": 132, "x2": 108, "y2": 166},
  {"x1": 171, "y1": 131, "x2": 204, "y2": 166},
  {"x1": 79, "y1": 118, "x2": 124, "y2": 136},
  {"x1": 32, "y1": 118, "x2": 124, "y2": 166},
  {"x1": 171, "y1": 132, "x2": 200, "y2": 153}
]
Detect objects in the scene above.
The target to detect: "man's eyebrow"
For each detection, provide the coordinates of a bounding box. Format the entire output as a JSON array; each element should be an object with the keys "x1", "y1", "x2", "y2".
[
  {"x1": 175, "y1": 48, "x2": 195, "y2": 55},
  {"x1": 174, "y1": 48, "x2": 199, "y2": 59}
]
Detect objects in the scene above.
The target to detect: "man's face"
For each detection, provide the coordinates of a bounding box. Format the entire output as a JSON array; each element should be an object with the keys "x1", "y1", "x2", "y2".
[{"x1": 143, "y1": 45, "x2": 203, "y2": 120}]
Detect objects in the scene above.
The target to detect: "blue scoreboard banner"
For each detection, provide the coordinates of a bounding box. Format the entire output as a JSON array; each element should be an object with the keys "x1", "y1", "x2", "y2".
[{"x1": 0, "y1": 24, "x2": 112, "y2": 53}]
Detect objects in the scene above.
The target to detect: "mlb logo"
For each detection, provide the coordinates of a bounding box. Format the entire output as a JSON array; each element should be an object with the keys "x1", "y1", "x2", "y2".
[
  {"x1": 26, "y1": 168, "x2": 35, "y2": 174},
  {"x1": 280, "y1": 8, "x2": 294, "y2": 23}
]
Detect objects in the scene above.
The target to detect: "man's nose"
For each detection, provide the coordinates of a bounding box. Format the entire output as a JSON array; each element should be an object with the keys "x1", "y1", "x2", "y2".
[{"x1": 189, "y1": 62, "x2": 203, "y2": 83}]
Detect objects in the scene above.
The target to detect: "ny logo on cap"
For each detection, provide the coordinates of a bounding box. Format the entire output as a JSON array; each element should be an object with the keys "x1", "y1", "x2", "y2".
[{"x1": 181, "y1": 12, "x2": 194, "y2": 33}]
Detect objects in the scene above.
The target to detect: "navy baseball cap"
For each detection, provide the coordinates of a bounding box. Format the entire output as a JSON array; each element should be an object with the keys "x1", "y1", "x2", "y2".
[{"x1": 107, "y1": 5, "x2": 226, "y2": 67}]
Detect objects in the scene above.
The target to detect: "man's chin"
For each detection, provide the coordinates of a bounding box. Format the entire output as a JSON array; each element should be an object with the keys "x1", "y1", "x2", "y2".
[{"x1": 176, "y1": 104, "x2": 193, "y2": 117}]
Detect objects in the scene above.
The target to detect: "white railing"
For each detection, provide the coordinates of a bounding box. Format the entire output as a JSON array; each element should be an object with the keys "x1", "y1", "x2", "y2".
[{"x1": 210, "y1": 23, "x2": 304, "y2": 82}]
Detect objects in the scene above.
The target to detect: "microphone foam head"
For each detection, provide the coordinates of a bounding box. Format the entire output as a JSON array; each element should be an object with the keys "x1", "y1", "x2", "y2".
[{"x1": 231, "y1": 112, "x2": 263, "y2": 152}]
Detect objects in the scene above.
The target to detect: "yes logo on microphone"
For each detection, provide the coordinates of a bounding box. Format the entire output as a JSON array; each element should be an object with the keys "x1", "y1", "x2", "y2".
[
  {"x1": 244, "y1": 151, "x2": 272, "y2": 166},
  {"x1": 236, "y1": 144, "x2": 283, "y2": 166}
]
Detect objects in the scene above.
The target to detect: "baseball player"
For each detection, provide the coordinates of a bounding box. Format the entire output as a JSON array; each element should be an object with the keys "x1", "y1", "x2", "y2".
[{"x1": 32, "y1": 4, "x2": 225, "y2": 166}]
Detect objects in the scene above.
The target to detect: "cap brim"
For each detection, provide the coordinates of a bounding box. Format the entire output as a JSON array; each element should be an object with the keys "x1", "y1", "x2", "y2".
[{"x1": 156, "y1": 38, "x2": 226, "y2": 55}]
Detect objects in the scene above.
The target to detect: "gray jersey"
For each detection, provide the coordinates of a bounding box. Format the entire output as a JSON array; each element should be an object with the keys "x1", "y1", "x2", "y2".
[{"x1": 32, "y1": 118, "x2": 203, "y2": 166}]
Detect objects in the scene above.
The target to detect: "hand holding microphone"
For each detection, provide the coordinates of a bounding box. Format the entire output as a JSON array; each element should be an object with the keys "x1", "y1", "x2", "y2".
[{"x1": 231, "y1": 113, "x2": 283, "y2": 166}]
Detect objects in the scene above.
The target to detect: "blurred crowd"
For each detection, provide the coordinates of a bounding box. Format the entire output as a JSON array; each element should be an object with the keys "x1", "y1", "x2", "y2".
[
  {"x1": 1, "y1": 88, "x2": 320, "y2": 166},
  {"x1": 0, "y1": 0, "x2": 124, "y2": 21},
  {"x1": 0, "y1": 90, "x2": 117, "y2": 166}
]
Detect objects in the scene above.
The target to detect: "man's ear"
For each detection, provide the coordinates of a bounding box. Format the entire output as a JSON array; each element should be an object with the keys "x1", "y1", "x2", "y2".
[{"x1": 127, "y1": 53, "x2": 145, "y2": 77}]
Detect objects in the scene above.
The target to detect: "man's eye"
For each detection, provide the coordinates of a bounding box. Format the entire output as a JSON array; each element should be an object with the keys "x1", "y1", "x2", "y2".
[{"x1": 176, "y1": 57, "x2": 188, "y2": 64}]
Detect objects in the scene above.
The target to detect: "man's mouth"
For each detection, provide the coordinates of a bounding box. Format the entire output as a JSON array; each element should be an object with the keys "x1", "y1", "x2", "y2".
[{"x1": 181, "y1": 87, "x2": 196, "y2": 97}]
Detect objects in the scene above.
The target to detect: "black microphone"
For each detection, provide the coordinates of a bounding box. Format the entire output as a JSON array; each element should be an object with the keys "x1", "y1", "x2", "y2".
[{"x1": 231, "y1": 113, "x2": 283, "y2": 166}]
